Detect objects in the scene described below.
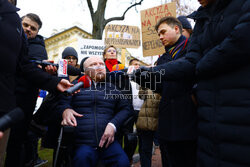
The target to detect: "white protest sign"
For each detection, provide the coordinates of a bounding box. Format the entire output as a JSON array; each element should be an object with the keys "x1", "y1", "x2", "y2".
[{"x1": 79, "y1": 39, "x2": 105, "y2": 60}]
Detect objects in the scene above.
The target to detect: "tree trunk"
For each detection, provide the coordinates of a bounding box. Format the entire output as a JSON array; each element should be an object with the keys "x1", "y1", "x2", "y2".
[
  {"x1": 86, "y1": 0, "x2": 144, "y2": 39},
  {"x1": 92, "y1": 12, "x2": 105, "y2": 39}
]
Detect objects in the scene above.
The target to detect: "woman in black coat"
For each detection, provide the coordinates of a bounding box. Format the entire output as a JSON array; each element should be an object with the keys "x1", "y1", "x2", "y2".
[{"x1": 140, "y1": 0, "x2": 250, "y2": 166}]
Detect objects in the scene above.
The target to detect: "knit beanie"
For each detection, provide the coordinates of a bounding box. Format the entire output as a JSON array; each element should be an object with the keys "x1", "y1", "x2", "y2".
[
  {"x1": 177, "y1": 16, "x2": 192, "y2": 29},
  {"x1": 62, "y1": 47, "x2": 78, "y2": 62}
]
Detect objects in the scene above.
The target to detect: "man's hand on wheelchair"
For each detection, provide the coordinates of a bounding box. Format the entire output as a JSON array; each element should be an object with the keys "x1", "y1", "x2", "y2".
[
  {"x1": 99, "y1": 124, "x2": 115, "y2": 148},
  {"x1": 61, "y1": 108, "x2": 83, "y2": 127}
]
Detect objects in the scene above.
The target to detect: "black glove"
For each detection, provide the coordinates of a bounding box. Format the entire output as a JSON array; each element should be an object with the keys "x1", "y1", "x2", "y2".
[{"x1": 134, "y1": 66, "x2": 153, "y2": 77}]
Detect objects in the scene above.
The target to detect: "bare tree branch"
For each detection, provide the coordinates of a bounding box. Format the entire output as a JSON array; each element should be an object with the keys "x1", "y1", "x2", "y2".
[
  {"x1": 97, "y1": 0, "x2": 108, "y2": 14},
  {"x1": 85, "y1": 0, "x2": 144, "y2": 39},
  {"x1": 86, "y1": 0, "x2": 94, "y2": 16},
  {"x1": 104, "y1": 0, "x2": 144, "y2": 25}
]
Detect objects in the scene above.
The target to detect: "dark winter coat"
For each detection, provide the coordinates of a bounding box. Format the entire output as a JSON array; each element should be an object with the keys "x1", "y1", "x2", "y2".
[
  {"x1": 155, "y1": 35, "x2": 197, "y2": 141},
  {"x1": 57, "y1": 81, "x2": 133, "y2": 147},
  {"x1": 15, "y1": 34, "x2": 51, "y2": 123},
  {"x1": 0, "y1": 0, "x2": 60, "y2": 116},
  {"x1": 27, "y1": 35, "x2": 48, "y2": 61},
  {"x1": 154, "y1": 0, "x2": 250, "y2": 166},
  {"x1": 0, "y1": 1, "x2": 22, "y2": 116}
]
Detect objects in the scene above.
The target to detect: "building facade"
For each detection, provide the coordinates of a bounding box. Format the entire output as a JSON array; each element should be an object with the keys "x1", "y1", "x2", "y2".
[{"x1": 45, "y1": 26, "x2": 148, "y2": 66}]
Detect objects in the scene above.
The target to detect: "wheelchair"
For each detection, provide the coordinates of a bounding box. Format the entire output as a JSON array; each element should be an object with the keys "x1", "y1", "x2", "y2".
[
  {"x1": 53, "y1": 126, "x2": 74, "y2": 167},
  {"x1": 53, "y1": 126, "x2": 105, "y2": 167},
  {"x1": 54, "y1": 115, "x2": 137, "y2": 167}
]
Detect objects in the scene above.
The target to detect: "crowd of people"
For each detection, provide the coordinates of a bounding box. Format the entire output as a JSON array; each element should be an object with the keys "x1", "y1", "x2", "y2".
[{"x1": 1, "y1": 0, "x2": 250, "y2": 167}]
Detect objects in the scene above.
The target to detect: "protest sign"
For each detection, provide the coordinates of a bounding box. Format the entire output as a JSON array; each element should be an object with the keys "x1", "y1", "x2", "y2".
[
  {"x1": 105, "y1": 24, "x2": 141, "y2": 48},
  {"x1": 141, "y1": 2, "x2": 176, "y2": 57}
]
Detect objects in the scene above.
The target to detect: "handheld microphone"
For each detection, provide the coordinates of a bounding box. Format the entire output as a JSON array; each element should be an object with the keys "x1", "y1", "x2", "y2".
[
  {"x1": 67, "y1": 65, "x2": 82, "y2": 76},
  {"x1": 0, "y1": 107, "x2": 24, "y2": 131},
  {"x1": 31, "y1": 60, "x2": 57, "y2": 68},
  {"x1": 64, "y1": 75, "x2": 92, "y2": 96},
  {"x1": 31, "y1": 60, "x2": 82, "y2": 76},
  {"x1": 111, "y1": 64, "x2": 138, "y2": 75},
  {"x1": 111, "y1": 64, "x2": 141, "y2": 81}
]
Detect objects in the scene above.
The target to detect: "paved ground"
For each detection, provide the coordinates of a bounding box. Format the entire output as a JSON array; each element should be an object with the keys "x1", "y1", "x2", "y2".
[{"x1": 133, "y1": 147, "x2": 162, "y2": 167}]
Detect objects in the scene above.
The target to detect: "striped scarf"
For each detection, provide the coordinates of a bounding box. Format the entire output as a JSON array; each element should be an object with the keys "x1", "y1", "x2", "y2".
[{"x1": 168, "y1": 38, "x2": 188, "y2": 60}]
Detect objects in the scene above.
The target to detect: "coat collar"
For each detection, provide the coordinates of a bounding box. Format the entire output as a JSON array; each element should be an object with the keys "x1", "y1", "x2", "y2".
[{"x1": 164, "y1": 35, "x2": 186, "y2": 53}]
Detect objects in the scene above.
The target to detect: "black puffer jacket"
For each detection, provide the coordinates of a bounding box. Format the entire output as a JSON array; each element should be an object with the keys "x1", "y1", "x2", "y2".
[
  {"x1": 154, "y1": 0, "x2": 250, "y2": 166},
  {"x1": 27, "y1": 35, "x2": 48, "y2": 61}
]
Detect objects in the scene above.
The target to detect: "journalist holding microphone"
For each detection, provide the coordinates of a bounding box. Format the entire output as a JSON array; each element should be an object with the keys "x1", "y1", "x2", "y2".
[{"x1": 0, "y1": 0, "x2": 73, "y2": 166}]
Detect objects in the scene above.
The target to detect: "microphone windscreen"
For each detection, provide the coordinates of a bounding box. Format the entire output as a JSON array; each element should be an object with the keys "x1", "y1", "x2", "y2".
[
  {"x1": 67, "y1": 65, "x2": 82, "y2": 76},
  {"x1": 0, "y1": 107, "x2": 24, "y2": 131},
  {"x1": 7, "y1": 107, "x2": 24, "y2": 123},
  {"x1": 112, "y1": 64, "x2": 125, "y2": 71},
  {"x1": 78, "y1": 75, "x2": 92, "y2": 88}
]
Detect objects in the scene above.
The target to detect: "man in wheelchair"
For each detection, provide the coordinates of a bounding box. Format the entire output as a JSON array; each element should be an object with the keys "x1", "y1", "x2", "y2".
[{"x1": 57, "y1": 56, "x2": 133, "y2": 167}]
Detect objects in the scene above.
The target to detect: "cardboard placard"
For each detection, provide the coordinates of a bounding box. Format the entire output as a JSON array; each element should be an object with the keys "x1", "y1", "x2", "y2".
[
  {"x1": 141, "y1": 2, "x2": 176, "y2": 57},
  {"x1": 104, "y1": 24, "x2": 141, "y2": 48}
]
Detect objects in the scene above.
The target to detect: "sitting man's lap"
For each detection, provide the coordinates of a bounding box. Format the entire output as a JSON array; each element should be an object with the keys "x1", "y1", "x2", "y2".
[{"x1": 73, "y1": 141, "x2": 130, "y2": 167}]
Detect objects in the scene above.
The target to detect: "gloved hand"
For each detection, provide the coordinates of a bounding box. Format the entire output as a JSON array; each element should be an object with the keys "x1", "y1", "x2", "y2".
[{"x1": 134, "y1": 66, "x2": 154, "y2": 77}]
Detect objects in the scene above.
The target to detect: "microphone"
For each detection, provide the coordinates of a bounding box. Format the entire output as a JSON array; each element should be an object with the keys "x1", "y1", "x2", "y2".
[
  {"x1": 67, "y1": 64, "x2": 82, "y2": 76},
  {"x1": 31, "y1": 60, "x2": 82, "y2": 76},
  {"x1": 111, "y1": 64, "x2": 138, "y2": 75},
  {"x1": 111, "y1": 64, "x2": 142, "y2": 81},
  {"x1": 0, "y1": 107, "x2": 24, "y2": 131},
  {"x1": 64, "y1": 75, "x2": 92, "y2": 96},
  {"x1": 31, "y1": 60, "x2": 57, "y2": 69}
]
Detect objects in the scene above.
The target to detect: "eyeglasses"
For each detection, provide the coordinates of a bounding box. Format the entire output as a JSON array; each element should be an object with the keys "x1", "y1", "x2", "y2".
[
  {"x1": 107, "y1": 49, "x2": 116, "y2": 53},
  {"x1": 65, "y1": 57, "x2": 77, "y2": 61}
]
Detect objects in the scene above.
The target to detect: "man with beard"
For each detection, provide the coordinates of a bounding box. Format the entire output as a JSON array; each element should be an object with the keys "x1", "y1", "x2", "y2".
[{"x1": 58, "y1": 56, "x2": 132, "y2": 167}]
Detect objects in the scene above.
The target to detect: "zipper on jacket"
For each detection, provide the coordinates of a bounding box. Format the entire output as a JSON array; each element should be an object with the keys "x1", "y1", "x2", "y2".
[{"x1": 93, "y1": 83, "x2": 99, "y2": 146}]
